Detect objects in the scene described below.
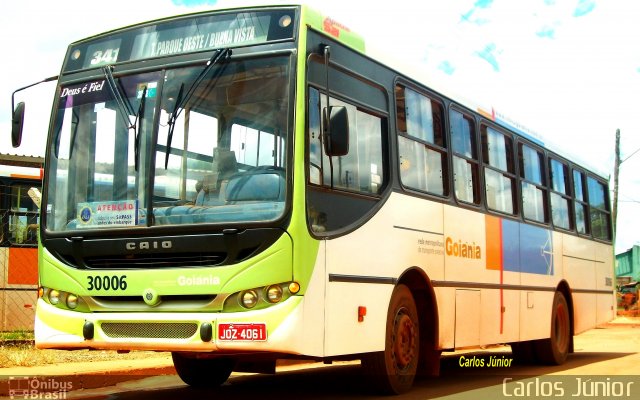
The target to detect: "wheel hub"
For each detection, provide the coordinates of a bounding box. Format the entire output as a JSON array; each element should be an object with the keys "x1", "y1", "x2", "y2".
[{"x1": 393, "y1": 311, "x2": 416, "y2": 369}]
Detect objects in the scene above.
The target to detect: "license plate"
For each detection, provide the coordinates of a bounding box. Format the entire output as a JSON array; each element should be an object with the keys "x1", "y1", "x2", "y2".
[{"x1": 218, "y1": 323, "x2": 267, "y2": 341}]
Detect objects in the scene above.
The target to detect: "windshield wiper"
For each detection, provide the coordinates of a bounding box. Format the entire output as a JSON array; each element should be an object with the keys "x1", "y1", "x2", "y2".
[
  {"x1": 103, "y1": 66, "x2": 135, "y2": 128},
  {"x1": 103, "y1": 65, "x2": 147, "y2": 171},
  {"x1": 68, "y1": 111, "x2": 79, "y2": 159},
  {"x1": 134, "y1": 86, "x2": 147, "y2": 171},
  {"x1": 165, "y1": 48, "x2": 232, "y2": 169}
]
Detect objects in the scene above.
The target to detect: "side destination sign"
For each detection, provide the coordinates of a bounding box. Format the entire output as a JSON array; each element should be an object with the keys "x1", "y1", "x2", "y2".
[{"x1": 63, "y1": 9, "x2": 296, "y2": 72}]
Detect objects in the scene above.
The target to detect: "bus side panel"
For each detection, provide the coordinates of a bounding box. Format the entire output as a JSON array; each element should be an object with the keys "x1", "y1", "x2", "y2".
[
  {"x1": 480, "y1": 288, "x2": 520, "y2": 345},
  {"x1": 519, "y1": 290, "x2": 554, "y2": 341},
  {"x1": 324, "y1": 280, "x2": 392, "y2": 356},
  {"x1": 562, "y1": 234, "x2": 597, "y2": 334},
  {"x1": 444, "y1": 207, "x2": 521, "y2": 345},
  {"x1": 594, "y1": 241, "x2": 615, "y2": 325},
  {"x1": 299, "y1": 239, "x2": 326, "y2": 357},
  {"x1": 388, "y1": 193, "x2": 445, "y2": 281},
  {"x1": 435, "y1": 287, "x2": 455, "y2": 349},
  {"x1": 444, "y1": 208, "x2": 501, "y2": 284},
  {"x1": 324, "y1": 193, "x2": 444, "y2": 357},
  {"x1": 517, "y1": 230, "x2": 565, "y2": 342},
  {"x1": 573, "y1": 293, "x2": 597, "y2": 335}
]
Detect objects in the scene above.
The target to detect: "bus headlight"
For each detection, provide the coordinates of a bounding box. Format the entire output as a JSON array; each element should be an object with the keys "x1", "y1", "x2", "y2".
[
  {"x1": 41, "y1": 287, "x2": 88, "y2": 312},
  {"x1": 266, "y1": 284, "x2": 283, "y2": 303},
  {"x1": 49, "y1": 290, "x2": 61, "y2": 305},
  {"x1": 241, "y1": 290, "x2": 259, "y2": 309},
  {"x1": 66, "y1": 294, "x2": 79, "y2": 309},
  {"x1": 223, "y1": 282, "x2": 298, "y2": 312}
]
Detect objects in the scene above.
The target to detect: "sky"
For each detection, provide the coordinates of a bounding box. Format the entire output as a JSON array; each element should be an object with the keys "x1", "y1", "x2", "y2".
[{"x1": 1, "y1": 0, "x2": 639, "y2": 253}]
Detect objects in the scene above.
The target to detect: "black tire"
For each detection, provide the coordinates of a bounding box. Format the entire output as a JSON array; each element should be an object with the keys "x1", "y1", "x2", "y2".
[
  {"x1": 510, "y1": 340, "x2": 537, "y2": 364},
  {"x1": 361, "y1": 284, "x2": 420, "y2": 394},
  {"x1": 172, "y1": 352, "x2": 233, "y2": 387},
  {"x1": 535, "y1": 291, "x2": 571, "y2": 365}
]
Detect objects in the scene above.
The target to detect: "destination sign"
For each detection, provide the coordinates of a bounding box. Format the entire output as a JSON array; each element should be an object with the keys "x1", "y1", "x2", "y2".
[
  {"x1": 63, "y1": 9, "x2": 296, "y2": 72},
  {"x1": 130, "y1": 13, "x2": 270, "y2": 60}
]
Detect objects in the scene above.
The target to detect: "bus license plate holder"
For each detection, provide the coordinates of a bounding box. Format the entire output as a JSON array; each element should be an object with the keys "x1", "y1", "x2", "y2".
[{"x1": 218, "y1": 323, "x2": 267, "y2": 341}]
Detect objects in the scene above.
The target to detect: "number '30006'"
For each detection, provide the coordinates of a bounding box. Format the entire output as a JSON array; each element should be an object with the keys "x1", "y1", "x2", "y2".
[{"x1": 87, "y1": 275, "x2": 127, "y2": 291}]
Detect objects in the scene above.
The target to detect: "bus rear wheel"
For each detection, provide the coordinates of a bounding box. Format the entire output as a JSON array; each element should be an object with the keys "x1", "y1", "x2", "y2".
[
  {"x1": 172, "y1": 352, "x2": 233, "y2": 387},
  {"x1": 362, "y1": 284, "x2": 419, "y2": 395},
  {"x1": 535, "y1": 291, "x2": 571, "y2": 365}
]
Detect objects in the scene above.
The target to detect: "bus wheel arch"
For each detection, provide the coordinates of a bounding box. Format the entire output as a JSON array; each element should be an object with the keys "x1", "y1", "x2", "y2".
[
  {"x1": 361, "y1": 283, "x2": 420, "y2": 394},
  {"x1": 556, "y1": 280, "x2": 575, "y2": 353},
  {"x1": 397, "y1": 268, "x2": 441, "y2": 377},
  {"x1": 535, "y1": 286, "x2": 572, "y2": 365}
]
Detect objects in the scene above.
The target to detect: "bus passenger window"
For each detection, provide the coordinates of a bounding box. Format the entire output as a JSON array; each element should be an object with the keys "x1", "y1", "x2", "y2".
[
  {"x1": 307, "y1": 87, "x2": 385, "y2": 195},
  {"x1": 481, "y1": 126, "x2": 516, "y2": 215},
  {"x1": 305, "y1": 84, "x2": 387, "y2": 235},
  {"x1": 519, "y1": 144, "x2": 548, "y2": 223},
  {"x1": 587, "y1": 176, "x2": 611, "y2": 240},
  {"x1": 450, "y1": 109, "x2": 479, "y2": 204},
  {"x1": 549, "y1": 159, "x2": 571, "y2": 230},
  {"x1": 399, "y1": 88, "x2": 444, "y2": 146},
  {"x1": 573, "y1": 170, "x2": 589, "y2": 234},
  {"x1": 396, "y1": 85, "x2": 448, "y2": 197},
  {"x1": 308, "y1": 88, "x2": 322, "y2": 185}
]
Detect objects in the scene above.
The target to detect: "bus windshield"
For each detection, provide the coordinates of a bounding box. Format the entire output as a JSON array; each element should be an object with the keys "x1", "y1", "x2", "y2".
[{"x1": 45, "y1": 55, "x2": 290, "y2": 232}]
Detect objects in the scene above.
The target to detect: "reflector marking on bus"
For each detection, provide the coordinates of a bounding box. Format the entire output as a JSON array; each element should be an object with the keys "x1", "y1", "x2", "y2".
[{"x1": 9, "y1": 174, "x2": 40, "y2": 179}]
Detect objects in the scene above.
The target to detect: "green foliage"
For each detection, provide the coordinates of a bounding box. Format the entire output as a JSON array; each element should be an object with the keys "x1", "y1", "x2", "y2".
[{"x1": 0, "y1": 330, "x2": 34, "y2": 341}]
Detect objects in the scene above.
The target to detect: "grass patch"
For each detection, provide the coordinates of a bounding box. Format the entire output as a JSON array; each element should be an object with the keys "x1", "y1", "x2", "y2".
[
  {"x1": 0, "y1": 331, "x2": 168, "y2": 368},
  {"x1": 0, "y1": 330, "x2": 34, "y2": 341},
  {"x1": 0, "y1": 342, "x2": 169, "y2": 368}
]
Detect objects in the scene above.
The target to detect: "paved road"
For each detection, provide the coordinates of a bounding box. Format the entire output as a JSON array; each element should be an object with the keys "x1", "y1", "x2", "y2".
[{"x1": 11, "y1": 322, "x2": 640, "y2": 399}]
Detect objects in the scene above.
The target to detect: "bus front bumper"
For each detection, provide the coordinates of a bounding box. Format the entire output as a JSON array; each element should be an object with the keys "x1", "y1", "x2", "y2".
[{"x1": 34, "y1": 295, "x2": 305, "y2": 354}]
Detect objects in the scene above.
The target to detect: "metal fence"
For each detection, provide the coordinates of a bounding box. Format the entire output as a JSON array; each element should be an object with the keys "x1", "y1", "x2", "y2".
[{"x1": 0, "y1": 191, "x2": 39, "y2": 334}]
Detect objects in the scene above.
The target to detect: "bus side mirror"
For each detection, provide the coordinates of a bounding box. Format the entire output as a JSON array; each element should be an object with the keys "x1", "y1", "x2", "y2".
[
  {"x1": 12, "y1": 102, "x2": 25, "y2": 148},
  {"x1": 323, "y1": 106, "x2": 349, "y2": 157}
]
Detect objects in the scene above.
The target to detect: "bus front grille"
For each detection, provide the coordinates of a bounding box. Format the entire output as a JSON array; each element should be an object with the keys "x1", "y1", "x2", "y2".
[
  {"x1": 101, "y1": 322, "x2": 198, "y2": 339},
  {"x1": 80, "y1": 253, "x2": 226, "y2": 269}
]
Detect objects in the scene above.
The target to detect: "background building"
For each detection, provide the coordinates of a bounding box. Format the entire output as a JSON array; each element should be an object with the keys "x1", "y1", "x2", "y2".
[{"x1": 616, "y1": 245, "x2": 640, "y2": 286}]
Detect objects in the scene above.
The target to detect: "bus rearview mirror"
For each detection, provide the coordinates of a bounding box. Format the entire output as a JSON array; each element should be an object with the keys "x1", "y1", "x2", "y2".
[
  {"x1": 12, "y1": 102, "x2": 25, "y2": 148},
  {"x1": 323, "y1": 106, "x2": 349, "y2": 157}
]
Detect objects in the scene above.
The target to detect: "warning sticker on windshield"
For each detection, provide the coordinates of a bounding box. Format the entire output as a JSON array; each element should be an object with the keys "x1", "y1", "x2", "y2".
[
  {"x1": 77, "y1": 200, "x2": 138, "y2": 228},
  {"x1": 137, "y1": 82, "x2": 157, "y2": 98}
]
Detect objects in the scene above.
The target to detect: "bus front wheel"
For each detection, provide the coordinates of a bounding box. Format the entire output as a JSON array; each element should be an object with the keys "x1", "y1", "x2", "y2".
[
  {"x1": 535, "y1": 291, "x2": 571, "y2": 365},
  {"x1": 172, "y1": 352, "x2": 233, "y2": 387},
  {"x1": 362, "y1": 284, "x2": 419, "y2": 395}
]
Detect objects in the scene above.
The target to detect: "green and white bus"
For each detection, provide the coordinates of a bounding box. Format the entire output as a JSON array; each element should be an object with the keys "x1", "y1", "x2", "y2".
[{"x1": 12, "y1": 3, "x2": 614, "y2": 394}]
